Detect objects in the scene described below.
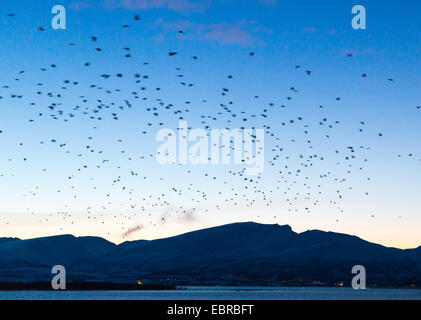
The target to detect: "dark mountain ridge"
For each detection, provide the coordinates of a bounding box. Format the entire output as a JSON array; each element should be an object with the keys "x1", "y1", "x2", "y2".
[{"x1": 0, "y1": 222, "x2": 420, "y2": 286}]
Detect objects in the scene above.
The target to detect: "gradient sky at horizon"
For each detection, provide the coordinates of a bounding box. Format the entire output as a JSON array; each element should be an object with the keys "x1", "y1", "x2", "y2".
[{"x1": 0, "y1": 0, "x2": 420, "y2": 248}]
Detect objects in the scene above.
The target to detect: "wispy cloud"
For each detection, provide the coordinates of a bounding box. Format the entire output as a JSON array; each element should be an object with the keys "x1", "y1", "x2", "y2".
[
  {"x1": 340, "y1": 48, "x2": 376, "y2": 57},
  {"x1": 68, "y1": 1, "x2": 273, "y2": 46},
  {"x1": 255, "y1": 0, "x2": 278, "y2": 6},
  {"x1": 102, "y1": 0, "x2": 210, "y2": 12},
  {"x1": 69, "y1": 1, "x2": 95, "y2": 10},
  {"x1": 205, "y1": 22, "x2": 254, "y2": 45},
  {"x1": 156, "y1": 19, "x2": 268, "y2": 46},
  {"x1": 122, "y1": 224, "x2": 144, "y2": 237},
  {"x1": 157, "y1": 206, "x2": 203, "y2": 225},
  {"x1": 303, "y1": 26, "x2": 317, "y2": 33},
  {"x1": 70, "y1": 0, "x2": 278, "y2": 12}
]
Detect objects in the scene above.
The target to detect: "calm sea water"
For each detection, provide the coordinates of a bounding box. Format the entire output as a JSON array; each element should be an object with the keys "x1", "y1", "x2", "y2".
[{"x1": 0, "y1": 286, "x2": 420, "y2": 300}]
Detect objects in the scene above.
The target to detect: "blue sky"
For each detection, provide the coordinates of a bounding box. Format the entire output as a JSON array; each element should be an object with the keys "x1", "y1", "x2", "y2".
[{"x1": 0, "y1": 0, "x2": 420, "y2": 248}]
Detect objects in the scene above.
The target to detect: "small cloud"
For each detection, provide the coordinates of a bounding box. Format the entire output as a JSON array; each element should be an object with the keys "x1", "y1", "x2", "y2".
[
  {"x1": 69, "y1": 1, "x2": 95, "y2": 10},
  {"x1": 70, "y1": 0, "x2": 276, "y2": 12},
  {"x1": 159, "y1": 207, "x2": 174, "y2": 225},
  {"x1": 103, "y1": 0, "x2": 210, "y2": 12},
  {"x1": 340, "y1": 48, "x2": 376, "y2": 57},
  {"x1": 167, "y1": 0, "x2": 210, "y2": 11},
  {"x1": 156, "y1": 19, "x2": 264, "y2": 46},
  {"x1": 256, "y1": 0, "x2": 278, "y2": 6},
  {"x1": 205, "y1": 22, "x2": 255, "y2": 45},
  {"x1": 157, "y1": 206, "x2": 202, "y2": 225},
  {"x1": 303, "y1": 26, "x2": 317, "y2": 33},
  {"x1": 183, "y1": 208, "x2": 198, "y2": 222}
]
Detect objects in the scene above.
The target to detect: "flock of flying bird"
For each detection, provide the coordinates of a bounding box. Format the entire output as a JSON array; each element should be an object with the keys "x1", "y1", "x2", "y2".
[{"x1": 1, "y1": 12, "x2": 420, "y2": 239}]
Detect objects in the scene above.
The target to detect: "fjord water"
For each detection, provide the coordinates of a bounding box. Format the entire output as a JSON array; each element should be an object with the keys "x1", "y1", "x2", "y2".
[{"x1": 0, "y1": 287, "x2": 420, "y2": 300}]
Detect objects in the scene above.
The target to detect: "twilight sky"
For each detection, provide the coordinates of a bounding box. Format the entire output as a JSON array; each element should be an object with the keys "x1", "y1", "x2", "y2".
[{"x1": 0, "y1": 0, "x2": 420, "y2": 248}]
